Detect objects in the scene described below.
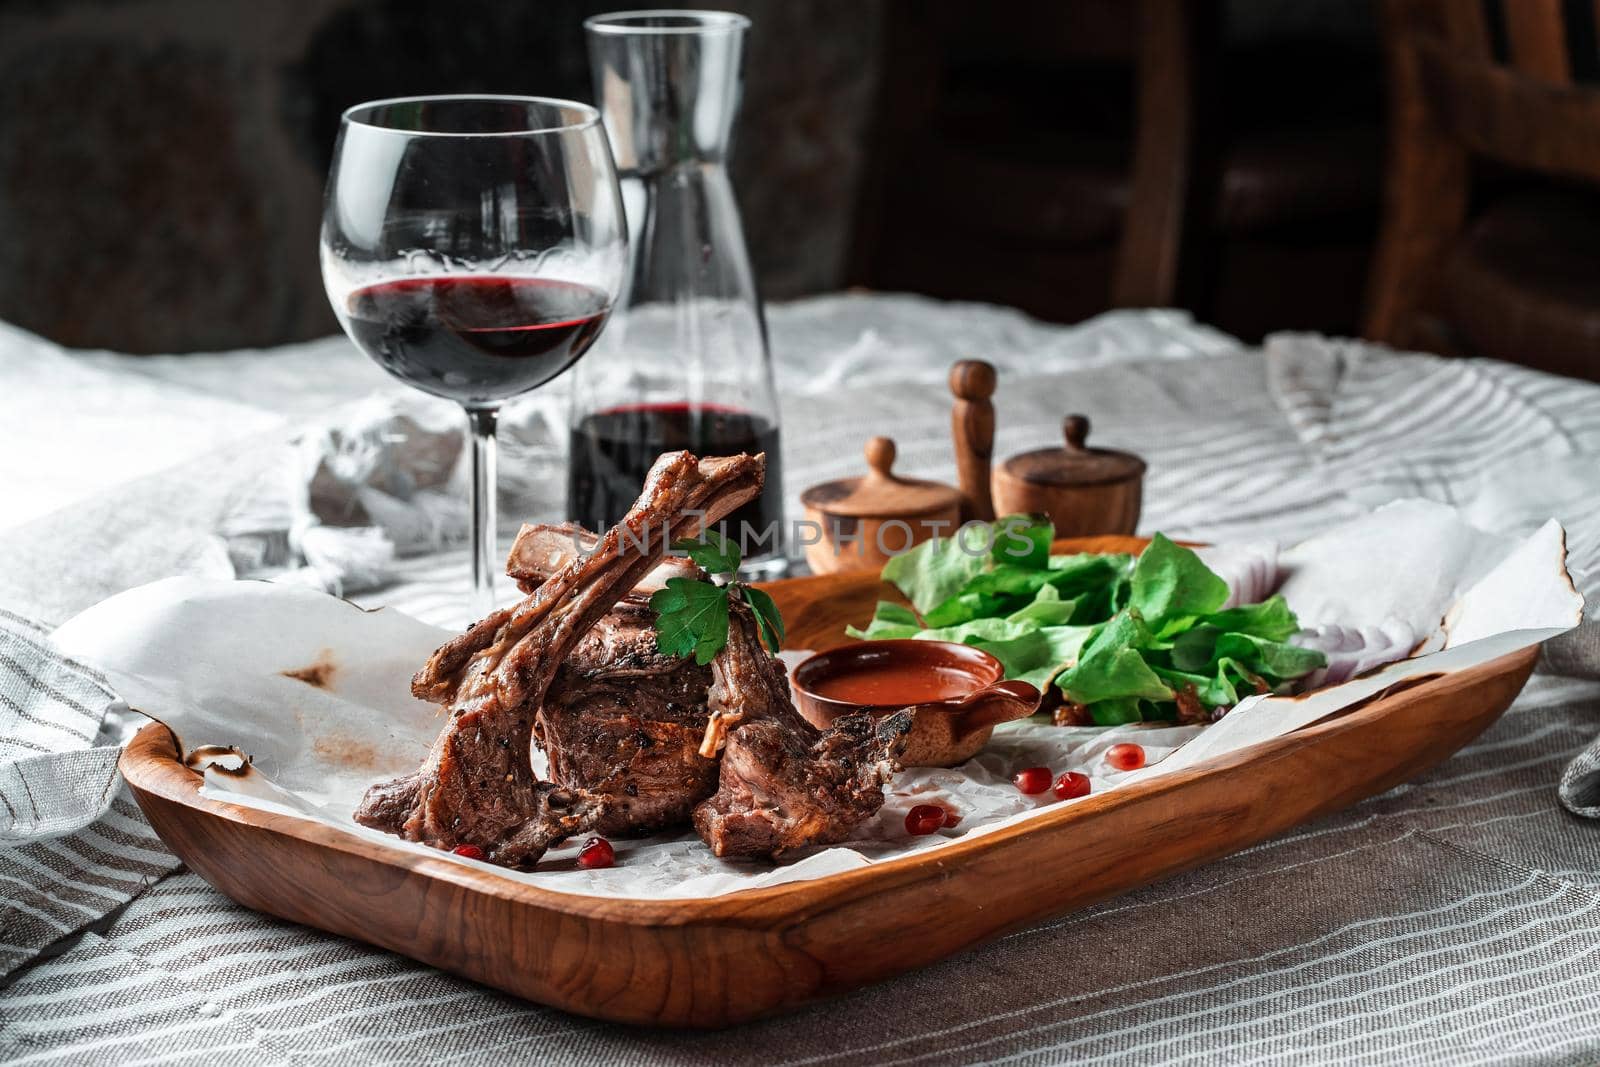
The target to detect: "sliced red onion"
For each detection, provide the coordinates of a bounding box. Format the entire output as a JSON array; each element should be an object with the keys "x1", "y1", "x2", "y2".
[{"x1": 1291, "y1": 620, "x2": 1418, "y2": 689}]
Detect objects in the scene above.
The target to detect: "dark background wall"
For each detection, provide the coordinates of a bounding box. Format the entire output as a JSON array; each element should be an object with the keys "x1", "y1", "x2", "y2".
[
  {"x1": 0, "y1": 0, "x2": 884, "y2": 352},
  {"x1": 0, "y1": 0, "x2": 1382, "y2": 354}
]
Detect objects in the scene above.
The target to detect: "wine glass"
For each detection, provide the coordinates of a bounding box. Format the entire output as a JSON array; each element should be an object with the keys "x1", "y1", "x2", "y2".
[{"x1": 321, "y1": 95, "x2": 626, "y2": 619}]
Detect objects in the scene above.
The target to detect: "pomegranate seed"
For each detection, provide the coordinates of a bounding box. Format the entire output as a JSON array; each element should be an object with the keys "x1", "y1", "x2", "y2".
[
  {"x1": 1106, "y1": 743, "x2": 1146, "y2": 771},
  {"x1": 1053, "y1": 771, "x2": 1091, "y2": 800},
  {"x1": 905, "y1": 804, "x2": 947, "y2": 836},
  {"x1": 942, "y1": 808, "x2": 962, "y2": 828},
  {"x1": 451, "y1": 844, "x2": 485, "y2": 861},
  {"x1": 1013, "y1": 766, "x2": 1054, "y2": 795},
  {"x1": 577, "y1": 837, "x2": 615, "y2": 869}
]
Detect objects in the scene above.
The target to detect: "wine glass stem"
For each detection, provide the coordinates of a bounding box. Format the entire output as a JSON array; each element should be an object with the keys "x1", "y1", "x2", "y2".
[{"x1": 466, "y1": 406, "x2": 500, "y2": 621}]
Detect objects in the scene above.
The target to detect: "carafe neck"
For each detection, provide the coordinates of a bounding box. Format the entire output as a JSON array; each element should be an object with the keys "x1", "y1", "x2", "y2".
[{"x1": 588, "y1": 16, "x2": 746, "y2": 174}]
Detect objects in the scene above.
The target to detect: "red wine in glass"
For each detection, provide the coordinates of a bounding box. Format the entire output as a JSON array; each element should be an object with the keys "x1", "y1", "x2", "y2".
[
  {"x1": 567, "y1": 402, "x2": 784, "y2": 553},
  {"x1": 345, "y1": 276, "x2": 611, "y2": 405}
]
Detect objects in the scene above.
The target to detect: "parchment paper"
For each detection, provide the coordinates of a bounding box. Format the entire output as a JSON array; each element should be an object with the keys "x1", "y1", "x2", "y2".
[{"x1": 53, "y1": 500, "x2": 1583, "y2": 900}]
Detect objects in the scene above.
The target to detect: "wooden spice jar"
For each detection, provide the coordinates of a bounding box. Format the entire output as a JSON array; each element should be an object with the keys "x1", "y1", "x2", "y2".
[
  {"x1": 799, "y1": 437, "x2": 964, "y2": 575},
  {"x1": 991, "y1": 414, "x2": 1145, "y2": 536}
]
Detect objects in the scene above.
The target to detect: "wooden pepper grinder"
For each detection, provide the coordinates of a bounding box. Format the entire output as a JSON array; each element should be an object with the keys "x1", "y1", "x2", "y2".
[
  {"x1": 949, "y1": 359, "x2": 1146, "y2": 536},
  {"x1": 949, "y1": 360, "x2": 997, "y2": 523}
]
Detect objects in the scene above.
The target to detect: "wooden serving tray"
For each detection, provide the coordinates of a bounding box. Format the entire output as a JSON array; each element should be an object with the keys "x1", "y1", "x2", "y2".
[{"x1": 120, "y1": 537, "x2": 1538, "y2": 1028}]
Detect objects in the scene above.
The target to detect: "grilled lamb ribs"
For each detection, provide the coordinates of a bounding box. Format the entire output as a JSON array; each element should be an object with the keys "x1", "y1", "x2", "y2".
[
  {"x1": 355, "y1": 450, "x2": 910, "y2": 867},
  {"x1": 356, "y1": 451, "x2": 763, "y2": 864}
]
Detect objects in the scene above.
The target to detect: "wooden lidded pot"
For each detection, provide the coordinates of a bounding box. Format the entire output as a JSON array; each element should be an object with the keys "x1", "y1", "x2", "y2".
[
  {"x1": 799, "y1": 437, "x2": 963, "y2": 575},
  {"x1": 992, "y1": 415, "x2": 1146, "y2": 537}
]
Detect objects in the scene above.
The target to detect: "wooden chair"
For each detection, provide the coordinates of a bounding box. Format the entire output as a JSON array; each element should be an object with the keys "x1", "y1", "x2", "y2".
[
  {"x1": 849, "y1": 0, "x2": 1194, "y2": 318},
  {"x1": 850, "y1": 0, "x2": 1382, "y2": 338},
  {"x1": 1365, "y1": 0, "x2": 1600, "y2": 381},
  {"x1": 1111, "y1": 0, "x2": 1213, "y2": 309}
]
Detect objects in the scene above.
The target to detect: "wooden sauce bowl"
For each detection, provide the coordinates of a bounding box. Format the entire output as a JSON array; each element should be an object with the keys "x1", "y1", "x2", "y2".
[{"x1": 790, "y1": 640, "x2": 1040, "y2": 767}]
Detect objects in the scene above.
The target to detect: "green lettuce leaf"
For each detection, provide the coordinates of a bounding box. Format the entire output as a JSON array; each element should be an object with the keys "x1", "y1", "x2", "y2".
[
  {"x1": 922, "y1": 591, "x2": 1011, "y2": 628},
  {"x1": 880, "y1": 523, "x2": 992, "y2": 613},
  {"x1": 1213, "y1": 632, "x2": 1327, "y2": 681},
  {"x1": 1153, "y1": 664, "x2": 1240, "y2": 709},
  {"x1": 1169, "y1": 624, "x2": 1223, "y2": 674},
  {"x1": 1088, "y1": 697, "x2": 1145, "y2": 726},
  {"x1": 917, "y1": 616, "x2": 1033, "y2": 644},
  {"x1": 1128, "y1": 533, "x2": 1230, "y2": 633},
  {"x1": 1004, "y1": 584, "x2": 1080, "y2": 627},
  {"x1": 1048, "y1": 551, "x2": 1135, "y2": 585},
  {"x1": 1203, "y1": 594, "x2": 1300, "y2": 641},
  {"x1": 856, "y1": 518, "x2": 1324, "y2": 726},
  {"x1": 977, "y1": 626, "x2": 1095, "y2": 689},
  {"x1": 913, "y1": 614, "x2": 1093, "y2": 691},
  {"x1": 959, "y1": 565, "x2": 1059, "y2": 599},
  {"x1": 991, "y1": 514, "x2": 1054, "y2": 568},
  {"x1": 1055, "y1": 610, "x2": 1174, "y2": 706},
  {"x1": 1049, "y1": 552, "x2": 1134, "y2": 620},
  {"x1": 1168, "y1": 623, "x2": 1323, "y2": 685},
  {"x1": 844, "y1": 601, "x2": 923, "y2": 641}
]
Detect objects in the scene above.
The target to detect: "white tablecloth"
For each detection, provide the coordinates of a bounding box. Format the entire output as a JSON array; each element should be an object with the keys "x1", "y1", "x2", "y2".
[{"x1": 3, "y1": 295, "x2": 1599, "y2": 1066}]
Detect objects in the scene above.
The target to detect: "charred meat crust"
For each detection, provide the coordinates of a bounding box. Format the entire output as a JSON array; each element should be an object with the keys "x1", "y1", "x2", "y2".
[
  {"x1": 542, "y1": 610, "x2": 720, "y2": 836},
  {"x1": 693, "y1": 709, "x2": 913, "y2": 859},
  {"x1": 690, "y1": 599, "x2": 914, "y2": 859},
  {"x1": 356, "y1": 452, "x2": 764, "y2": 867}
]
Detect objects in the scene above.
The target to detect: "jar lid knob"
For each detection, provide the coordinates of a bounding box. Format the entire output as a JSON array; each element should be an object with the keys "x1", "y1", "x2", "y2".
[
  {"x1": 865, "y1": 436, "x2": 896, "y2": 478},
  {"x1": 1063, "y1": 414, "x2": 1090, "y2": 453}
]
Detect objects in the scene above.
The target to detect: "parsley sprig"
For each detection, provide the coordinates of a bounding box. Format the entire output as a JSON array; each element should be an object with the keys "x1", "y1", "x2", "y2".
[{"x1": 650, "y1": 531, "x2": 786, "y2": 664}]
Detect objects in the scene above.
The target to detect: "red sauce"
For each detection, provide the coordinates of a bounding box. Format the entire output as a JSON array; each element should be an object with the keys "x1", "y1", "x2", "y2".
[{"x1": 810, "y1": 664, "x2": 978, "y2": 706}]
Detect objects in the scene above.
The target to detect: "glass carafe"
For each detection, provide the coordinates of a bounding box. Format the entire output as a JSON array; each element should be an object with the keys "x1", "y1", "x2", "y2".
[{"x1": 568, "y1": 10, "x2": 786, "y2": 574}]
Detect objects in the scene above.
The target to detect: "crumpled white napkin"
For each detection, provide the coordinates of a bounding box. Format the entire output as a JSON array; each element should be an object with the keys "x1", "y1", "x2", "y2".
[
  {"x1": 224, "y1": 393, "x2": 565, "y2": 596},
  {"x1": 287, "y1": 396, "x2": 462, "y2": 592}
]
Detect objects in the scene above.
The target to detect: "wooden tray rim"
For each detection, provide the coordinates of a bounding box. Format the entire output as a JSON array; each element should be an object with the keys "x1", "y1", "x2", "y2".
[{"x1": 119, "y1": 643, "x2": 1537, "y2": 927}]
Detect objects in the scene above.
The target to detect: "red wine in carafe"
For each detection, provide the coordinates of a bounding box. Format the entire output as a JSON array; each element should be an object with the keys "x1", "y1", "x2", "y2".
[
  {"x1": 567, "y1": 403, "x2": 784, "y2": 554},
  {"x1": 345, "y1": 276, "x2": 609, "y2": 405}
]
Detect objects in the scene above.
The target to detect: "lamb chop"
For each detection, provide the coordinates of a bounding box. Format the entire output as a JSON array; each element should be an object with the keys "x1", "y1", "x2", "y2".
[
  {"x1": 357, "y1": 450, "x2": 911, "y2": 866},
  {"x1": 504, "y1": 521, "x2": 599, "y2": 592},
  {"x1": 355, "y1": 450, "x2": 764, "y2": 865},
  {"x1": 501, "y1": 520, "x2": 720, "y2": 835},
  {"x1": 693, "y1": 596, "x2": 911, "y2": 858},
  {"x1": 536, "y1": 587, "x2": 721, "y2": 837}
]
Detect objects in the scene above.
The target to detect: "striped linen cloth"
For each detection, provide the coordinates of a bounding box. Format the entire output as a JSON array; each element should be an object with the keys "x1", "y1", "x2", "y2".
[{"x1": 3, "y1": 316, "x2": 1600, "y2": 1064}]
